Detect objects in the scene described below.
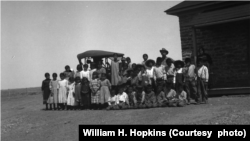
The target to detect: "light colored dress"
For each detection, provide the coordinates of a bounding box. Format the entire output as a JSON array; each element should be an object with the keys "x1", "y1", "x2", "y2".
[
  {"x1": 111, "y1": 60, "x2": 120, "y2": 86},
  {"x1": 58, "y1": 79, "x2": 68, "y2": 103},
  {"x1": 99, "y1": 79, "x2": 111, "y2": 104},
  {"x1": 50, "y1": 80, "x2": 59, "y2": 104},
  {"x1": 67, "y1": 82, "x2": 75, "y2": 106}
]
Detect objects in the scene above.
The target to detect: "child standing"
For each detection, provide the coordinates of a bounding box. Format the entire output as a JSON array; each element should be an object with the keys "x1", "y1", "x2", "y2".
[
  {"x1": 165, "y1": 58, "x2": 175, "y2": 89},
  {"x1": 64, "y1": 65, "x2": 74, "y2": 81},
  {"x1": 99, "y1": 73, "x2": 111, "y2": 109},
  {"x1": 183, "y1": 58, "x2": 197, "y2": 104},
  {"x1": 154, "y1": 57, "x2": 165, "y2": 86},
  {"x1": 80, "y1": 64, "x2": 91, "y2": 81},
  {"x1": 41, "y1": 73, "x2": 51, "y2": 110},
  {"x1": 144, "y1": 85, "x2": 157, "y2": 108},
  {"x1": 141, "y1": 54, "x2": 149, "y2": 68},
  {"x1": 173, "y1": 60, "x2": 185, "y2": 92},
  {"x1": 138, "y1": 66, "x2": 151, "y2": 87},
  {"x1": 89, "y1": 63, "x2": 97, "y2": 81},
  {"x1": 129, "y1": 71, "x2": 139, "y2": 88},
  {"x1": 49, "y1": 73, "x2": 59, "y2": 110},
  {"x1": 58, "y1": 73, "x2": 68, "y2": 110},
  {"x1": 89, "y1": 71, "x2": 101, "y2": 110},
  {"x1": 81, "y1": 77, "x2": 91, "y2": 109},
  {"x1": 197, "y1": 58, "x2": 209, "y2": 104},
  {"x1": 145, "y1": 59, "x2": 156, "y2": 91},
  {"x1": 74, "y1": 76, "x2": 82, "y2": 110},
  {"x1": 74, "y1": 64, "x2": 82, "y2": 78},
  {"x1": 67, "y1": 77, "x2": 75, "y2": 110}
]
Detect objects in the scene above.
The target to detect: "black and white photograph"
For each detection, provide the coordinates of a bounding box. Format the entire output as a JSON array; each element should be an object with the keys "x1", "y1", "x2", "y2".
[{"x1": 1, "y1": 0, "x2": 250, "y2": 140}]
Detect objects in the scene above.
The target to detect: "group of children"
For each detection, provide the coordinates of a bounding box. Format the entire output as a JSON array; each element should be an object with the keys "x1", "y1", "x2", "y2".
[{"x1": 41, "y1": 53, "x2": 209, "y2": 111}]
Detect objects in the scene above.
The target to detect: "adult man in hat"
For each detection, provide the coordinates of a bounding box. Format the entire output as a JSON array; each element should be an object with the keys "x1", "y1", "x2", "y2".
[{"x1": 159, "y1": 48, "x2": 174, "y2": 68}]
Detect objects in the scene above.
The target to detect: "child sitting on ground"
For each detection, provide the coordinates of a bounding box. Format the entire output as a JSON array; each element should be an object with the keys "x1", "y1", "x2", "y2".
[
  {"x1": 106, "y1": 89, "x2": 118, "y2": 110},
  {"x1": 155, "y1": 84, "x2": 168, "y2": 107},
  {"x1": 127, "y1": 86, "x2": 137, "y2": 109},
  {"x1": 134, "y1": 85, "x2": 145, "y2": 109},
  {"x1": 144, "y1": 85, "x2": 157, "y2": 108},
  {"x1": 176, "y1": 84, "x2": 188, "y2": 107},
  {"x1": 164, "y1": 81, "x2": 177, "y2": 107},
  {"x1": 116, "y1": 85, "x2": 129, "y2": 110}
]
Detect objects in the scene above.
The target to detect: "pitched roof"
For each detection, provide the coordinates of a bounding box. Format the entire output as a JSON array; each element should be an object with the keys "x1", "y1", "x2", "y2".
[
  {"x1": 165, "y1": 1, "x2": 220, "y2": 15},
  {"x1": 187, "y1": 4, "x2": 250, "y2": 26}
]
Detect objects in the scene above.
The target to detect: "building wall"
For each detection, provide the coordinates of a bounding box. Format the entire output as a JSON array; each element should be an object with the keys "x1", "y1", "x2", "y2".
[{"x1": 178, "y1": 13, "x2": 250, "y2": 88}]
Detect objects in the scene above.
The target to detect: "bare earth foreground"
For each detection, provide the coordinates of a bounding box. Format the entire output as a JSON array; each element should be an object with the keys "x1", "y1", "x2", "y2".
[{"x1": 1, "y1": 91, "x2": 250, "y2": 141}]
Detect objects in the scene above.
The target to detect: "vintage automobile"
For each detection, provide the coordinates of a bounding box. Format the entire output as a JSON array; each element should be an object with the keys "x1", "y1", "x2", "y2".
[{"x1": 77, "y1": 50, "x2": 124, "y2": 80}]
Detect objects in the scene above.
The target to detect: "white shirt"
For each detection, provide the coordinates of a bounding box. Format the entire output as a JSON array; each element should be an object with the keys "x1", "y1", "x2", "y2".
[
  {"x1": 146, "y1": 67, "x2": 155, "y2": 78},
  {"x1": 80, "y1": 70, "x2": 90, "y2": 81},
  {"x1": 198, "y1": 65, "x2": 209, "y2": 82},
  {"x1": 116, "y1": 92, "x2": 128, "y2": 104},
  {"x1": 108, "y1": 95, "x2": 118, "y2": 105}
]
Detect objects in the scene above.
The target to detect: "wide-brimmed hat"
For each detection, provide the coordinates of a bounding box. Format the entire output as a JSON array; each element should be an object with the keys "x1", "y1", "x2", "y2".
[
  {"x1": 145, "y1": 59, "x2": 155, "y2": 67},
  {"x1": 160, "y1": 48, "x2": 169, "y2": 54},
  {"x1": 174, "y1": 60, "x2": 185, "y2": 68}
]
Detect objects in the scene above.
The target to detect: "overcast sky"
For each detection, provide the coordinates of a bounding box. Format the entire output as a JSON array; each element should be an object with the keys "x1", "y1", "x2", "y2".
[{"x1": 1, "y1": 1, "x2": 182, "y2": 89}]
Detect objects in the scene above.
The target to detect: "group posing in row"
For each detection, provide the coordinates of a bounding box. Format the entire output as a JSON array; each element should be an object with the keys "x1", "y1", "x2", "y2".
[{"x1": 41, "y1": 48, "x2": 209, "y2": 110}]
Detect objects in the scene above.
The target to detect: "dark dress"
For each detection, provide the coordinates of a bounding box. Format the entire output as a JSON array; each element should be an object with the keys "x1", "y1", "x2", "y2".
[
  {"x1": 41, "y1": 79, "x2": 51, "y2": 104},
  {"x1": 81, "y1": 83, "x2": 91, "y2": 108}
]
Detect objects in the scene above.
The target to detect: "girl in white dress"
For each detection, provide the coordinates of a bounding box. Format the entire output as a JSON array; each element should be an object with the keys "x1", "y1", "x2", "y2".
[
  {"x1": 49, "y1": 73, "x2": 59, "y2": 110},
  {"x1": 67, "y1": 77, "x2": 76, "y2": 109},
  {"x1": 58, "y1": 73, "x2": 68, "y2": 110}
]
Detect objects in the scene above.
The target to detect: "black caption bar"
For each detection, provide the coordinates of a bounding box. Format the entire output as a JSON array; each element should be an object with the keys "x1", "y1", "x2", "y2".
[{"x1": 79, "y1": 125, "x2": 249, "y2": 139}]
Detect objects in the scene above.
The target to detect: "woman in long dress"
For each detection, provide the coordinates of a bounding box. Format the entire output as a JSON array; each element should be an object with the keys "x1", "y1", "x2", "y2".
[
  {"x1": 99, "y1": 73, "x2": 111, "y2": 108},
  {"x1": 111, "y1": 53, "x2": 120, "y2": 87}
]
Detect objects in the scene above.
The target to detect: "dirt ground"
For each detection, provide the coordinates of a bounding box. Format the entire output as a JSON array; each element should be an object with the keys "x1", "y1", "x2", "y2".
[{"x1": 1, "y1": 92, "x2": 250, "y2": 141}]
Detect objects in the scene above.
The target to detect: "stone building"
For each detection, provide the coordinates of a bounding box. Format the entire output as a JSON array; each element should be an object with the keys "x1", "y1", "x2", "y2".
[{"x1": 165, "y1": 1, "x2": 250, "y2": 95}]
